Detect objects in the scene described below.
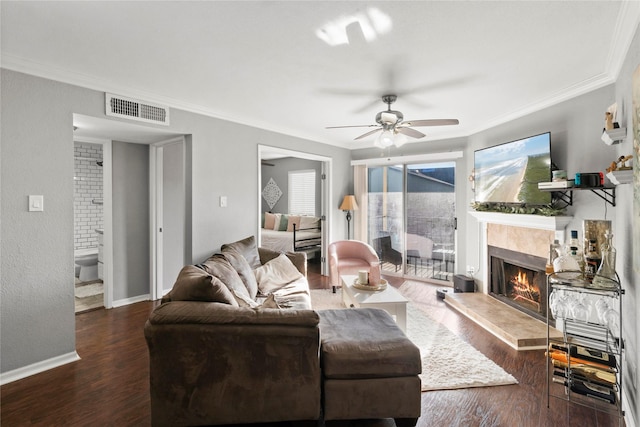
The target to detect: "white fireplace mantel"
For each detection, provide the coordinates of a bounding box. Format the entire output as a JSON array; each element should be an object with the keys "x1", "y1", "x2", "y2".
[
  {"x1": 469, "y1": 211, "x2": 573, "y2": 231},
  {"x1": 469, "y1": 210, "x2": 573, "y2": 294}
]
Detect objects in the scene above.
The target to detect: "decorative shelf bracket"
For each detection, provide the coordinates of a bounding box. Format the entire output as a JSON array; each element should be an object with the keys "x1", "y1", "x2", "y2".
[
  {"x1": 542, "y1": 187, "x2": 616, "y2": 208},
  {"x1": 589, "y1": 187, "x2": 616, "y2": 206}
]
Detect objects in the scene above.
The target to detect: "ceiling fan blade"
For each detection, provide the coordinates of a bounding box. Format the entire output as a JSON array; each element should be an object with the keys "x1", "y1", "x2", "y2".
[
  {"x1": 326, "y1": 124, "x2": 379, "y2": 129},
  {"x1": 402, "y1": 119, "x2": 459, "y2": 127},
  {"x1": 354, "y1": 128, "x2": 382, "y2": 140},
  {"x1": 397, "y1": 127, "x2": 425, "y2": 139}
]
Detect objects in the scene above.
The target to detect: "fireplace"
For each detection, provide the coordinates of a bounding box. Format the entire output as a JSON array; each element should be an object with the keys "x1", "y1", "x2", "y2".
[{"x1": 488, "y1": 246, "x2": 550, "y2": 324}]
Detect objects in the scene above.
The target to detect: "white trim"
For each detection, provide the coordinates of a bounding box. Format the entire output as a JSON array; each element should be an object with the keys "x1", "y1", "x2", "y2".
[
  {"x1": 468, "y1": 211, "x2": 573, "y2": 233},
  {"x1": 149, "y1": 137, "x2": 186, "y2": 301},
  {"x1": 102, "y1": 140, "x2": 114, "y2": 309},
  {"x1": 351, "y1": 151, "x2": 463, "y2": 167},
  {"x1": 73, "y1": 134, "x2": 114, "y2": 309},
  {"x1": 0, "y1": 351, "x2": 80, "y2": 385},
  {"x1": 258, "y1": 145, "x2": 332, "y2": 275},
  {"x1": 112, "y1": 294, "x2": 150, "y2": 308}
]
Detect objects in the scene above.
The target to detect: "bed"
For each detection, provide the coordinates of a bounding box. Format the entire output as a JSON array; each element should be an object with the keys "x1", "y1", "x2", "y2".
[{"x1": 260, "y1": 213, "x2": 322, "y2": 253}]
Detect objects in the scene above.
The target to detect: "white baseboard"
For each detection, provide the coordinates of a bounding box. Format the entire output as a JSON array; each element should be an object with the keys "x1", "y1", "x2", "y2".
[
  {"x1": 112, "y1": 293, "x2": 150, "y2": 308},
  {"x1": 0, "y1": 351, "x2": 80, "y2": 386}
]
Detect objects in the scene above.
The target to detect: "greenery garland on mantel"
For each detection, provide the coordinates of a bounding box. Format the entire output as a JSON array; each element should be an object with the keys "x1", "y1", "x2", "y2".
[{"x1": 470, "y1": 202, "x2": 567, "y2": 217}]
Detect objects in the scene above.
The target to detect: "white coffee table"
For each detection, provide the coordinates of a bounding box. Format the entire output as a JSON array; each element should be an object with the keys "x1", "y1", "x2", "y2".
[{"x1": 340, "y1": 275, "x2": 409, "y2": 332}]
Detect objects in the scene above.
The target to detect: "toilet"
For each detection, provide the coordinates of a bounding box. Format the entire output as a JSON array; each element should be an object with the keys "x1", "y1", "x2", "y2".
[{"x1": 75, "y1": 248, "x2": 99, "y2": 282}]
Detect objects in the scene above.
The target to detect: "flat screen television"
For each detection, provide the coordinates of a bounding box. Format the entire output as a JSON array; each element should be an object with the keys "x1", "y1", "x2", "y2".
[{"x1": 474, "y1": 132, "x2": 552, "y2": 205}]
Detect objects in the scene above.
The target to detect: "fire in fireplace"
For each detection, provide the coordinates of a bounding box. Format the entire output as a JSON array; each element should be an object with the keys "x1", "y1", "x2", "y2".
[{"x1": 488, "y1": 246, "x2": 549, "y2": 324}]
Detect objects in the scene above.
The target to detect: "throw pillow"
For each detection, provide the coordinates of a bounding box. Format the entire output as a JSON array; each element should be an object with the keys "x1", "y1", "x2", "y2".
[
  {"x1": 168, "y1": 265, "x2": 238, "y2": 306},
  {"x1": 254, "y1": 252, "x2": 303, "y2": 294},
  {"x1": 222, "y1": 246, "x2": 258, "y2": 299},
  {"x1": 233, "y1": 289, "x2": 260, "y2": 308},
  {"x1": 264, "y1": 212, "x2": 276, "y2": 230},
  {"x1": 221, "y1": 235, "x2": 261, "y2": 269},
  {"x1": 278, "y1": 214, "x2": 289, "y2": 231},
  {"x1": 300, "y1": 215, "x2": 320, "y2": 230},
  {"x1": 259, "y1": 293, "x2": 281, "y2": 309},
  {"x1": 272, "y1": 213, "x2": 282, "y2": 230},
  {"x1": 202, "y1": 254, "x2": 253, "y2": 302},
  {"x1": 286, "y1": 215, "x2": 301, "y2": 232}
]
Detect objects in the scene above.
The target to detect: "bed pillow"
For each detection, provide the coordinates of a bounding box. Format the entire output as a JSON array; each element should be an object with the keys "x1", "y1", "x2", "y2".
[
  {"x1": 221, "y1": 235, "x2": 262, "y2": 269},
  {"x1": 254, "y1": 252, "x2": 303, "y2": 294},
  {"x1": 264, "y1": 212, "x2": 276, "y2": 230},
  {"x1": 286, "y1": 215, "x2": 301, "y2": 232},
  {"x1": 168, "y1": 265, "x2": 238, "y2": 305},
  {"x1": 278, "y1": 214, "x2": 289, "y2": 231},
  {"x1": 222, "y1": 246, "x2": 259, "y2": 299},
  {"x1": 300, "y1": 215, "x2": 320, "y2": 230}
]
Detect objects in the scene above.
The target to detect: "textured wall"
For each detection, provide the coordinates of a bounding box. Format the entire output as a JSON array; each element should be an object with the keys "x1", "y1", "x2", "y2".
[{"x1": 1, "y1": 69, "x2": 352, "y2": 377}]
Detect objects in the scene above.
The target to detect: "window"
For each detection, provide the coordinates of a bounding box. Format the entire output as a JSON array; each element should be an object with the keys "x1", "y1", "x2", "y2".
[{"x1": 289, "y1": 170, "x2": 316, "y2": 216}]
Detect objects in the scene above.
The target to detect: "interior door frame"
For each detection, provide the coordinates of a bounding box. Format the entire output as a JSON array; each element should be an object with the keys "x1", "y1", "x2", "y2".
[
  {"x1": 150, "y1": 136, "x2": 187, "y2": 300},
  {"x1": 73, "y1": 136, "x2": 114, "y2": 308},
  {"x1": 257, "y1": 145, "x2": 332, "y2": 276}
]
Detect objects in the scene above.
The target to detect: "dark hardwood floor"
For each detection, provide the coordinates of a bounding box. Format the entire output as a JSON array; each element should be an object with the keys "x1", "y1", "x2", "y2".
[{"x1": 1, "y1": 259, "x2": 623, "y2": 426}]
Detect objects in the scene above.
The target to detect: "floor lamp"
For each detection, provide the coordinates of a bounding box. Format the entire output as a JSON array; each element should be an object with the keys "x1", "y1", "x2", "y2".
[{"x1": 339, "y1": 195, "x2": 359, "y2": 240}]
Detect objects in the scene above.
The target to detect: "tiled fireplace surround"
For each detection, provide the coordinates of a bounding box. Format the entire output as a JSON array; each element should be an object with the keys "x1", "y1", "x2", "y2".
[
  {"x1": 472, "y1": 212, "x2": 572, "y2": 293},
  {"x1": 444, "y1": 212, "x2": 571, "y2": 350}
]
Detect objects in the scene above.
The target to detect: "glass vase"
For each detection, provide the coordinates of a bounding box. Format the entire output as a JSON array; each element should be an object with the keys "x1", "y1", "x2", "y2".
[{"x1": 592, "y1": 231, "x2": 617, "y2": 290}]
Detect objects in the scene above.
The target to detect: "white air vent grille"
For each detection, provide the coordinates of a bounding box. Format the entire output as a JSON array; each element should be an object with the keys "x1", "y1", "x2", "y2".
[{"x1": 105, "y1": 93, "x2": 169, "y2": 125}]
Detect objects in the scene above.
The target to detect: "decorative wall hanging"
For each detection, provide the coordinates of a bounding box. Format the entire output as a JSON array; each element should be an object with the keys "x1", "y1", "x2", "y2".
[{"x1": 262, "y1": 177, "x2": 283, "y2": 209}]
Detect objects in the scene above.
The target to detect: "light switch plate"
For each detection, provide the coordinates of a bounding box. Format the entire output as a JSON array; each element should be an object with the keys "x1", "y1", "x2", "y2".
[
  {"x1": 220, "y1": 196, "x2": 227, "y2": 208},
  {"x1": 29, "y1": 195, "x2": 44, "y2": 212}
]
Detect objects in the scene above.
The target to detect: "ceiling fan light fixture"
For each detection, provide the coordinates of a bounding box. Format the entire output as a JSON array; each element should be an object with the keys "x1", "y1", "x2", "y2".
[
  {"x1": 376, "y1": 129, "x2": 395, "y2": 148},
  {"x1": 393, "y1": 131, "x2": 408, "y2": 147}
]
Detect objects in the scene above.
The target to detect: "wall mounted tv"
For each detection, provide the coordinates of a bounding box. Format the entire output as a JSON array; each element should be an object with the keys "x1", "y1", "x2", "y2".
[{"x1": 474, "y1": 132, "x2": 552, "y2": 206}]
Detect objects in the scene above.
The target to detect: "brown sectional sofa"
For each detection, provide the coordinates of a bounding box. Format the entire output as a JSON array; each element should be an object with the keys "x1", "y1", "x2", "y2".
[{"x1": 144, "y1": 235, "x2": 421, "y2": 427}]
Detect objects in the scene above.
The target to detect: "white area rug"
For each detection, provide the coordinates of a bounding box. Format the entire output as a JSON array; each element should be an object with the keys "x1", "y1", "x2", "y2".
[
  {"x1": 310, "y1": 288, "x2": 518, "y2": 392},
  {"x1": 75, "y1": 282, "x2": 103, "y2": 299}
]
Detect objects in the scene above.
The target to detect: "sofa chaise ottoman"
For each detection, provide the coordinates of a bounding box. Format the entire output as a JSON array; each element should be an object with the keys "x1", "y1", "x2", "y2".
[{"x1": 318, "y1": 308, "x2": 422, "y2": 426}]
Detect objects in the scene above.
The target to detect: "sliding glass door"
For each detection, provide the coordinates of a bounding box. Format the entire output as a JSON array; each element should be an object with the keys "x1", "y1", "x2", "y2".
[
  {"x1": 367, "y1": 165, "x2": 404, "y2": 274},
  {"x1": 405, "y1": 162, "x2": 456, "y2": 281},
  {"x1": 366, "y1": 162, "x2": 456, "y2": 282}
]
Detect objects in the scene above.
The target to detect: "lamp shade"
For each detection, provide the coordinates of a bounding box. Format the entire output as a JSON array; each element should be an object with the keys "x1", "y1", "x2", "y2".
[{"x1": 339, "y1": 195, "x2": 359, "y2": 211}]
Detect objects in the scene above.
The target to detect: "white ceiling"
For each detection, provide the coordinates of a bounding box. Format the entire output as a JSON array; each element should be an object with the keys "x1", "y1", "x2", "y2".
[{"x1": 2, "y1": 1, "x2": 639, "y2": 148}]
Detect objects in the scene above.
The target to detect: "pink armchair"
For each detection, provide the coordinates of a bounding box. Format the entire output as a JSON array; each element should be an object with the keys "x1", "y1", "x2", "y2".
[{"x1": 328, "y1": 240, "x2": 381, "y2": 292}]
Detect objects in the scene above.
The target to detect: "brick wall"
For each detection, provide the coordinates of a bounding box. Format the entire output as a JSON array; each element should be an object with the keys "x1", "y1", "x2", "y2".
[{"x1": 74, "y1": 142, "x2": 103, "y2": 250}]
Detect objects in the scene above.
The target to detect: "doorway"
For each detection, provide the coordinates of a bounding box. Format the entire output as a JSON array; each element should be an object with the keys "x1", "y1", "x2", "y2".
[
  {"x1": 72, "y1": 114, "x2": 185, "y2": 308},
  {"x1": 151, "y1": 137, "x2": 187, "y2": 300},
  {"x1": 258, "y1": 145, "x2": 332, "y2": 276}
]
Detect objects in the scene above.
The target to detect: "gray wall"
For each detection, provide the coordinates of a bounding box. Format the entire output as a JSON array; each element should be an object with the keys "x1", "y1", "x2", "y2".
[
  {"x1": 350, "y1": 24, "x2": 640, "y2": 424},
  {"x1": 112, "y1": 141, "x2": 150, "y2": 300},
  {"x1": 260, "y1": 157, "x2": 322, "y2": 215},
  {"x1": 0, "y1": 68, "x2": 352, "y2": 375}
]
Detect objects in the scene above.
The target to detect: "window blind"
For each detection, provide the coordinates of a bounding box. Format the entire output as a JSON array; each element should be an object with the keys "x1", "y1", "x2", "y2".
[{"x1": 288, "y1": 170, "x2": 316, "y2": 216}]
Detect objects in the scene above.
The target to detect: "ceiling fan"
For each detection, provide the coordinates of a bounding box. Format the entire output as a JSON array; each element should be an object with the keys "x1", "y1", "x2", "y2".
[{"x1": 326, "y1": 94, "x2": 459, "y2": 148}]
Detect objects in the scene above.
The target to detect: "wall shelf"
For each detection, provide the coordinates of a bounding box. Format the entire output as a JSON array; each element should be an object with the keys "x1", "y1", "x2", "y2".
[
  {"x1": 601, "y1": 128, "x2": 627, "y2": 145},
  {"x1": 539, "y1": 186, "x2": 616, "y2": 208},
  {"x1": 606, "y1": 170, "x2": 633, "y2": 185}
]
